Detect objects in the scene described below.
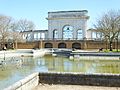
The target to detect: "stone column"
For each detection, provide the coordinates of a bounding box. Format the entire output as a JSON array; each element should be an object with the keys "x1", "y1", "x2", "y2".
[
  {"x1": 73, "y1": 27, "x2": 77, "y2": 40},
  {"x1": 83, "y1": 19, "x2": 88, "y2": 39},
  {"x1": 59, "y1": 27, "x2": 63, "y2": 40}
]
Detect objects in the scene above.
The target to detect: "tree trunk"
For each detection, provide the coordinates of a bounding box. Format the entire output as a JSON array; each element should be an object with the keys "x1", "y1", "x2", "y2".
[
  {"x1": 15, "y1": 40, "x2": 18, "y2": 49},
  {"x1": 109, "y1": 41, "x2": 113, "y2": 51},
  {"x1": 116, "y1": 38, "x2": 118, "y2": 52},
  {"x1": 105, "y1": 39, "x2": 108, "y2": 50}
]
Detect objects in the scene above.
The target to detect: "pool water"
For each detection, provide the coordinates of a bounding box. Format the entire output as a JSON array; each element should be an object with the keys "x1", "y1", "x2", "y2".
[{"x1": 0, "y1": 55, "x2": 120, "y2": 89}]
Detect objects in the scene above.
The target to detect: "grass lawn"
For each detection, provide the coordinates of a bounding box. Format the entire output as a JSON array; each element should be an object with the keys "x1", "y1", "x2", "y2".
[{"x1": 104, "y1": 49, "x2": 120, "y2": 52}]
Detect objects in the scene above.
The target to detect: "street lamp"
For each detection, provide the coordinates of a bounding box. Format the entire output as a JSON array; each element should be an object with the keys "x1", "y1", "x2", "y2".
[{"x1": 3, "y1": 46, "x2": 6, "y2": 61}]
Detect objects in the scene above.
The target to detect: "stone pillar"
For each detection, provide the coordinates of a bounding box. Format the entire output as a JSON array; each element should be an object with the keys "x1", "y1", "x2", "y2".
[
  {"x1": 83, "y1": 19, "x2": 88, "y2": 39},
  {"x1": 83, "y1": 38, "x2": 87, "y2": 49},
  {"x1": 73, "y1": 27, "x2": 77, "y2": 40},
  {"x1": 59, "y1": 27, "x2": 63, "y2": 40}
]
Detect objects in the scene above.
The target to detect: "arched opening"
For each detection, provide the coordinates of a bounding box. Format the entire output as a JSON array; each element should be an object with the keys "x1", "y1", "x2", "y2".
[
  {"x1": 77, "y1": 29, "x2": 83, "y2": 40},
  {"x1": 63, "y1": 25, "x2": 73, "y2": 40},
  {"x1": 53, "y1": 29, "x2": 58, "y2": 39},
  {"x1": 41, "y1": 33, "x2": 45, "y2": 40},
  {"x1": 58, "y1": 43, "x2": 66, "y2": 48},
  {"x1": 44, "y1": 43, "x2": 53, "y2": 48},
  {"x1": 72, "y1": 43, "x2": 81, "y2": 49}
]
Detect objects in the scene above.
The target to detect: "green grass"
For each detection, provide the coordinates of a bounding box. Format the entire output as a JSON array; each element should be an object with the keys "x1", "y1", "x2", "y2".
[{"x1": 104, "y1": 49, "x2": 120, "y2": 52}]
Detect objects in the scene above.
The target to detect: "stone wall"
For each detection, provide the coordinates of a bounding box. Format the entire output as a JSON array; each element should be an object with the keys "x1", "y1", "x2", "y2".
[
  {"x1": 17, "y1": 42, "x2": 40, "y2": 49},
  {"x1": 16, "y1": 40, "x2": 120, "y2": 50},
  {"x1": 39, "y1": 72, "x2": 120, "y2": 87},
  {"x1": 86, "y1": 40, "x2": 120, "y2": 49}
]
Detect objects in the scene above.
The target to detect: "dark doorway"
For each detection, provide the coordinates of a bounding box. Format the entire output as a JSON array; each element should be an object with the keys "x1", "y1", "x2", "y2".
[
  {"x1": 44, "y1": 43, "x2": 53, "y2": 48},
  {"x1": 58, "y1": 43, "x2": 66, "y2": 48},
  {"x1": 72, "y1": 43, "x2": 81, "y2": 49}
]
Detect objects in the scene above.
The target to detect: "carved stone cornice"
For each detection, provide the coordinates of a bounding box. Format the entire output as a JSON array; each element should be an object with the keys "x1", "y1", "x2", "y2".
[{"x1": 46, "y1": 16, "x2": 89, "y2": 20}]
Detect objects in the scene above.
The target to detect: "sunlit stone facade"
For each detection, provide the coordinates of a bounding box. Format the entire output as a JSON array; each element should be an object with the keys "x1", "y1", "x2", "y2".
[
  {"x1": 22, "y1": 10, "x2": 90, "y2": 41},
  {"x1": 46, "y1": 10, "x2": 89, "y2": 40}
]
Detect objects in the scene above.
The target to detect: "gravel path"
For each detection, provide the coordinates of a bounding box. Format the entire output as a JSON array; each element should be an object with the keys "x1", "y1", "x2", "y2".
[{"x1": 34, "y1": 84, "x2": 120, "y2": 90}]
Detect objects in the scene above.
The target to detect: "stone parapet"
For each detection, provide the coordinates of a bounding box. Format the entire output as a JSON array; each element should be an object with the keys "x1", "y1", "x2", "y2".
[
  {"x1": 4, "y1": 72, "x2": 120, "y2": 90},
  {"x1": 47, "y1": 10, "x2": 89, "y2": 19},
  {"x1": 39, "y1": 72, "x2": 120, "y2": 87},
  {"x1": 4, "y1": 72, "x2": 39, "y2": 90}
]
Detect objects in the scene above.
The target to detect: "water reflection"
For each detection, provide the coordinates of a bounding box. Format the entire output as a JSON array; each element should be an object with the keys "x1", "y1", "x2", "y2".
[{"x1": 0, "y1": 55, "x2": 120, "y2": 89}]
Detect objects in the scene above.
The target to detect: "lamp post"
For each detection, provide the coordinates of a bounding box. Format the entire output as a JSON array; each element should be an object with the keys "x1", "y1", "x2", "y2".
[{"x1": 3, "y1": 46, "x2": 6, "y2": 61}]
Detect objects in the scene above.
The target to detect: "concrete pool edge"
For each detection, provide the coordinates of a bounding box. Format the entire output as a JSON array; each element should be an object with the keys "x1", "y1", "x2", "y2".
[
  {"x1": 0, "y1": 49, "x2": 120, "y2": 60},
  {"x1": 38, "y1": 72, "x2": 120, "y2": 87},
  {"x1": 4, "y1": 72, "x2": 39, "y2": 90},
  {"x1": 4, "y1": 72, "x2": 120, "y2": 90},
  {"x1": 0, "y1": 49, "x2": 48, "y2": 59}
]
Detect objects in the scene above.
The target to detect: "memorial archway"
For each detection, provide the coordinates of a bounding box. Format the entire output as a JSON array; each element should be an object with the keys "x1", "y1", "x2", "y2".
[
  {"x1": 53, "y1": 29, "x2": 58, "y2": 39},
  {"x1": 63, "y1": 25, "x2": 73, "y2": 40},
  {"x1": 77, "y1": 29, "x2": 83, "y2": 40}
]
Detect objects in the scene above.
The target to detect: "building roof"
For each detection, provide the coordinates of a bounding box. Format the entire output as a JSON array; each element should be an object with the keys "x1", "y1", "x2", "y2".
[
  {"x1": 48, "y1": 10, "x2": 88, "y2": 14},
  {"x1": 21, "y1": 30, "x2": 48, "y2": 33}
]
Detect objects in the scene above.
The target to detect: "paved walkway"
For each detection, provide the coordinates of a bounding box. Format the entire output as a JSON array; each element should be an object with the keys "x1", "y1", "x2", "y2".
[{"x1": 34, "y1": 84, "x2": 120, "y2": 90}]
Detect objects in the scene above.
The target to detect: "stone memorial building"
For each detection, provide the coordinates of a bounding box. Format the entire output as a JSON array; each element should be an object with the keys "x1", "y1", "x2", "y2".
[
  {"x1": 17, "y1": 10, "x2": 119, "y2": 49},
  {"x1": 46, "y1": 10, "x2": 90, "y2": 40}
]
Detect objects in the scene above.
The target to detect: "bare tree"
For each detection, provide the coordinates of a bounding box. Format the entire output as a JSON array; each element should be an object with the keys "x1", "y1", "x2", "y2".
[
  {"x1": 0, "y1": 14, "x2": 36, "y2": 49},
  {"x1": 17, "y1": 19, "x2": 35, "y2": 32},
  {"x1": 10, "y1": 22, "x2": 25, "y2": 49},
  {"x1": 0, "y1": 15, "x2": 13, "y2": 49},
  {"x1": 10, "y1": 19, "x2": 35, "y2": 49},
  {"x1": 94, "y1": 10, "x2": 120, "y2": 51}
]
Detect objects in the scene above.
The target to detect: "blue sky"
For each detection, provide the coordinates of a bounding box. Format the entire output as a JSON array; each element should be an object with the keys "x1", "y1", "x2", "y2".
[{"x1": 0, "y1": 0, "x2": 120, "y2": 29}]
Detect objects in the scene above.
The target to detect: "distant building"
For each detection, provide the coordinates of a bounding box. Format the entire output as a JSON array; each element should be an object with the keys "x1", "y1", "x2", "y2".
[
  {"x1": 21, "y1": 30, "x2": 48, "y2": 42},
  {"x1": 21, "y1": 10, "x2": 93, "y2": 41},
  {"x1": 17, "y1": 10, "x2": 120, "y2": 49}
]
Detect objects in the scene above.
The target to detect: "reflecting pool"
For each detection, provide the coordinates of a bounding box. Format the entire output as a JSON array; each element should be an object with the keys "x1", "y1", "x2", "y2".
[{"x1": 0, "y1": 55, "x2": 120, "y2": 89}]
